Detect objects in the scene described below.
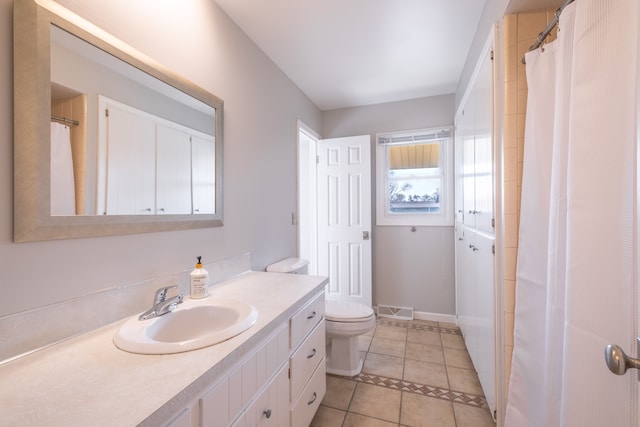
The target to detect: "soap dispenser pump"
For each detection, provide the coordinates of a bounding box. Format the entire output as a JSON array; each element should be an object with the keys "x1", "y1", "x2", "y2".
[{"x1": 190, "y1": 256, "x2": 209, "y2": 299}]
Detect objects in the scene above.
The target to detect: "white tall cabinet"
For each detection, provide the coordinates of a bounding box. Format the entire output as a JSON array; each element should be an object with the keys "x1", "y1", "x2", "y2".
[{"x1": 454, "y1": 34, "x2": 497, "y2": 417}]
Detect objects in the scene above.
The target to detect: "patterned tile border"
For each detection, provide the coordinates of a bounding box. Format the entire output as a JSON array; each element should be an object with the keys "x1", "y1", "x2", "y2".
[
  {"x1": 346, "y1": 318, "x2": 485, "y2": 409},
  {"x1": 376, "y1": 317, "x2": 462, "y2": 336},
  {"x1": 347, "y1": 372, "x2": 489, "y2": 409}
]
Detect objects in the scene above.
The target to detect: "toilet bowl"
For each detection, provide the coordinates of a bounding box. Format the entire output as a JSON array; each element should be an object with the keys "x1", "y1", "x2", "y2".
[
  {"x1": 324, "y1": 299, "x2": 375, "y2": 376},
  {"x1": 266, "y1": 258, "x2": 375, "y2": 377}
]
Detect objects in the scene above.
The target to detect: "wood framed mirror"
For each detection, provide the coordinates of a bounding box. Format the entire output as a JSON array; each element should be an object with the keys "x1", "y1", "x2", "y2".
[{"x1": 14, "y1": 0, "x2": 224, "y2": 242}]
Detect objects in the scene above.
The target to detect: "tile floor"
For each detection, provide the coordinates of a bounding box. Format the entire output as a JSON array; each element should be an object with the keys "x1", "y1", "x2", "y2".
[{"x1": 310, "y1": 317, "x2": 496, "y2": 427}]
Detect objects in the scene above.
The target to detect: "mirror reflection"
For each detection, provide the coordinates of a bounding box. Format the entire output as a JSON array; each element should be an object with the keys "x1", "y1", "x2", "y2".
[
  {"x1": 14, "y1": 0, "x2": 223, "y2": 242},
  {"x1": 50, "y1": 26, "x2": 216, "y2": 217}
]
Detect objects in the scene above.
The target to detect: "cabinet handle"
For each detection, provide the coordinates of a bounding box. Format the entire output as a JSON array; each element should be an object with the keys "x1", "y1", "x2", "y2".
[
  {"x1": 469, "y1": 244, "x2": 479, "y2": 252},
  {"x1": 307, "y1": 348, "x2": 317, "y2": 359},
  {"x1": 307, "y1": 311, "x2": 317, "y2": 320},
  {"x1": 307, "y1": 392, "x2": 317, "y2": 406},
  {"x1": 263, "y1": 409, "x2": 272, "y2": 419}
]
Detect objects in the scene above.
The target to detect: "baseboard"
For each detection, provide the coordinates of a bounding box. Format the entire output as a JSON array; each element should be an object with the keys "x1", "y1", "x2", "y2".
[
  {"x1": 373, "y1": 306, "x2": 457, "y2": 325},
  {"x1": 412, "y1": 310, "x2": 457, "y2": 325}
]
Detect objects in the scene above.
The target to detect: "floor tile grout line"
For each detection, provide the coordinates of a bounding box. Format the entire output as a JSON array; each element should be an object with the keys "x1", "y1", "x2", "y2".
[{"x1": 340, "y1": 381, "x2": 404, "y2": 426}]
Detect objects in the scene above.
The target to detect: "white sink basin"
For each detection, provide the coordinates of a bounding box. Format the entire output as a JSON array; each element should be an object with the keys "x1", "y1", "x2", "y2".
[{"x1": 114, "y1": 297, "x2": 258, "y2": 354}]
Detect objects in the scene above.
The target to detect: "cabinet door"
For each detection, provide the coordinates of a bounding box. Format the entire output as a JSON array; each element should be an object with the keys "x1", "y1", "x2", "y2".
[
  {"x1": 156, "y1": 124, "x2": 192, "y2": 214},
  {"x1": 458, "y1": 47, "x2": 494, "y2": 233},
  {"x1": 245, "y1": 365, "x2": 289, "y2": 427},
  {"x1": 455, "y1": 228, "x2": 496, "y2": 415},
  {"x1": 454, "y1": 110, "x2": 466, "y2": 224},
  {"x1": 200, "y1": 377, "x2": 230, "y2": 427},
  {"x1": 191, "y1": 135, "x2": 216, "y2": 214},
  {"x1": 472, "y1": 49, "x2": 494, "y2": 234},
  {"x1": 105, "y1": 104, "x2": 156, "y2": 215},
  {"x1": 473, "y1": 232, "x2": 496, "y2": 413},
  {"x1": 455, "y1": 225, "x2": 474, "y2": 337},
  {"x1": 461, "y1": 92, "x2": 477, "y2": 228}
]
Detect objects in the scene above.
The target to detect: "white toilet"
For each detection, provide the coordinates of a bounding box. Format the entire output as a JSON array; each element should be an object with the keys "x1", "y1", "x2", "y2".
[{"x1": 266, "y1": 258, "x2": 375, "y2": 377}]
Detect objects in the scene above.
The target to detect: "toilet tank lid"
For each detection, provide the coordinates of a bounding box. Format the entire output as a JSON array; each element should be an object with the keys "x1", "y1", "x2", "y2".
[
  {"x1": 266, "y1": 257, "x2": 309, "y2": 273},
  {"x1": 325, "y1": 300, "x2": 374, "y2": 320}
]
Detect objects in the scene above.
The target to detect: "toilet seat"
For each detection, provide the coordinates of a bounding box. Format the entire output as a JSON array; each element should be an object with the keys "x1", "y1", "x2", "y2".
[{"x1": 325, "y1": 300, "x2": 374, "y2": 323}]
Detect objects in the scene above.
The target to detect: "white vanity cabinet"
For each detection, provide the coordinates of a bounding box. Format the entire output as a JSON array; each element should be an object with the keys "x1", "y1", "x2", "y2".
[
  {"x1": 199, "y1": 322, "x2": 289, "y2": 427},
  {"x1": 0, "y1": 272, "x2": 329, "y2": 427},
  {"x1": 288, "y1": 292, "x2": 326, "y2": 427},
  {"x1": 176, "y1": 290, "x2": 326, "y2": 427}
]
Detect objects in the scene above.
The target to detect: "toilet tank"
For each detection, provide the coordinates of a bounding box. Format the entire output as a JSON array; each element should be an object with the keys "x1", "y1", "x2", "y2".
[{"x1": 266, "y1": 258, "x2": 309, "y2": 274}]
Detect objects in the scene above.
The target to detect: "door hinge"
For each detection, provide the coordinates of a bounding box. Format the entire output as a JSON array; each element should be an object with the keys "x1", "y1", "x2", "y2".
[
  {"x1": 491, "y1": 218, "x2": 495, "y2": 228},
  {"x1": 490, "y1": 50, "x2": 494, "y2": 60},
  {"x1": 105, "y1": 108, "x2": 109, "y2": 117},
  {"x1": 316, "y1": 155, "x2": 320, "y2": 164},
  {"x1": 492, "y1": 244, "x2": 495, "y2": 255}
]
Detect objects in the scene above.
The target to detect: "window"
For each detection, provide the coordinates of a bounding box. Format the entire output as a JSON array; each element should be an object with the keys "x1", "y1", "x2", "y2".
[{"x1": 376, "y1": 127, "x2": 453, "y2": 226}]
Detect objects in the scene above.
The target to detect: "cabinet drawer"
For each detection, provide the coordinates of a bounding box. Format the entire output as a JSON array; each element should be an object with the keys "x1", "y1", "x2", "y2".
[
  {"x1": 290, "y1": 292, "x2": 324, "y2": 350},
  {"x1": 290, "y1": 361, "x2": 326, "y2": 427},
  {"x1": 290, "y1": 320, "x2": 325, "y2": 399}
]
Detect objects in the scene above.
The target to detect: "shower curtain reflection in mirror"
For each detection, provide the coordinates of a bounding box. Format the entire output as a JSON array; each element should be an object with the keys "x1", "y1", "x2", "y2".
[{"x1": 50, "y1": 122, "x2": 76, "y2": 216}]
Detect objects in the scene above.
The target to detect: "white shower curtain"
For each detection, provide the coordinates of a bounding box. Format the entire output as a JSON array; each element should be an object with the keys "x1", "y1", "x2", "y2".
[
  {"x1": 505, "y1": 1, "x2": 639, "y2": 426},
  {"x1": 50, "y1": 122, "x2": 76, "y2": 216}
]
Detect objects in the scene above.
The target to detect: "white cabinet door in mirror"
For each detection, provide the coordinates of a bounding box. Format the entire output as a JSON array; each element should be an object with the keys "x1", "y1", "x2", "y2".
[{"x1": 157, "y1": 124, "x2": 192, "y2": 215}]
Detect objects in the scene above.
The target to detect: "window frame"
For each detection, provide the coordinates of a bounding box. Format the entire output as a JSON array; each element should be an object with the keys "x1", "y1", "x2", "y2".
[{"x1": 376, "y1": 127, "x2": 454, "y2": 226}]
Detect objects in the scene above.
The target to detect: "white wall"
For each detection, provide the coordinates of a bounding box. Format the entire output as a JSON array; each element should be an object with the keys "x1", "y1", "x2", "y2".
[
  {"x1": 0, "y1": 0, "x2": 321, "y2": 317},
  {"x1": 322, "y1": 95, "x2": 456, "y2": 315}
]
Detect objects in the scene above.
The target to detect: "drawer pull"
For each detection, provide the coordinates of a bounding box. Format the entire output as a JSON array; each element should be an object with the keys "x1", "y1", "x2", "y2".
[
  {"x1": 263, "y1": 409, "x2": 272, "y2": 419},
  {"x1": 307, "y1": 311, "x2": 317, "y2": 320},
  {"x1": 307, "y1": 348, "x2": 317, "y2": 359},
  {"x1": 307, "y1": 392, "x2": 317, "y2": 406}
]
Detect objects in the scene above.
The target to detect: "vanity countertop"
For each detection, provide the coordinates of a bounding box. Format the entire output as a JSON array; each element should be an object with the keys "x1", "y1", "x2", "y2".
[{"x1": 0, "y1": 271, "x2": 327, "y2": 427}]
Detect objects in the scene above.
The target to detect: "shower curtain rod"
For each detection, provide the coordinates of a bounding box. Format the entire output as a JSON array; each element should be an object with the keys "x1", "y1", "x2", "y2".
[
  {"x1": 521, "y1": 0, "x2": 575, "y2": 64},
  {"x1": 51, "y1": 115, "x2": 79, "y2": 127}
]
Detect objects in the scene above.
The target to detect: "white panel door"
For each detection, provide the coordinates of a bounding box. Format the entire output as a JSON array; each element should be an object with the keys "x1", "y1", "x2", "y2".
[{"x1": 317, "y1": 135, "x2": 372, "y2": 307}]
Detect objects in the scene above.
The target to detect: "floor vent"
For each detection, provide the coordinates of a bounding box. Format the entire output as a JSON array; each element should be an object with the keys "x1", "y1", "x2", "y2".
[{"x1": 377, "y1": 305, "x2": 414, "y2": 320}]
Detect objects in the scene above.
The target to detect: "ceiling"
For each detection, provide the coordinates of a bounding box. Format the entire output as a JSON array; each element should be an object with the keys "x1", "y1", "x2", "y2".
[{"x1": 214, "y1": 0, "x2": 564, "y2": 111}]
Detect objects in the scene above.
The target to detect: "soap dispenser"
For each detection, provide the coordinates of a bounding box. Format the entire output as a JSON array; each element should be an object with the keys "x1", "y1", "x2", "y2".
[{"x1": 190, "y1": 256, "x2": 209, "y2": 299}]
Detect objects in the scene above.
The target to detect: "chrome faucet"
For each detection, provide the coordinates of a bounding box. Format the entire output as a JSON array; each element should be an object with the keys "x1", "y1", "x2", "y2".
[{"x1": 138, "y1": 285, "x2": 184, "y2": 321}]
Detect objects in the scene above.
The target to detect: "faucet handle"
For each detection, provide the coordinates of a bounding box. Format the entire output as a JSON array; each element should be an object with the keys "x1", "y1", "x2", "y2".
[{"x1": 154, "y1": 285, "x2": 178, "y2": 303}]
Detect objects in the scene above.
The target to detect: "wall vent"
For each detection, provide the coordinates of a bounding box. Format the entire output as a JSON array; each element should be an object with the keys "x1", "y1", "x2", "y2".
[{"x1": 377, "y1": 305, "x2": 414, "y2": 320}]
